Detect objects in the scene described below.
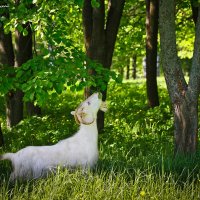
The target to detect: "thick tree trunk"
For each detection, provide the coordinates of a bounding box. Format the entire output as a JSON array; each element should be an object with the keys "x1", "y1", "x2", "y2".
[
  {"x1": 174, "y1": 99, "x2": 198, "y2": 154},
  {"x1": 15, "y1": 22, "x2": 41, "y2": 118},
  {"x1": 0, "y1": 2, "x2": 20, "y2": 127},
  {"x1": 159, "y1": 0, "x2": 200, "y2": 155},
  {"x1": 0, "y1": 32, "x2": 14, "y2": 68},
  {"x1": 5, "y1": 25, "x2": 31, "y2": 127},
  {"x1": 83, "y1": 0, "x2": 125, "y2": 132},
  {"x1": 6, "y1": 90, "x2": 24, "y2": 127},
  {"x1": 15, "y1": 24, "x2": 32, "y2": 68},
  {"x1": 0, "y1": 2, "x2": 14, "y2": 68},
  {"x1": 145, "y1": 0, "x2": 159, "y2": 108},
  {"x1": 6, "y1": 22, "x2": 34, "y2": 127}
]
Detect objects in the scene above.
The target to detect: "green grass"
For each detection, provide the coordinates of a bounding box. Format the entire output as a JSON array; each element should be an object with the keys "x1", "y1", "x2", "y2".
[{"x1": 1, "y1": 78, "x2": 200, "y2": 199}]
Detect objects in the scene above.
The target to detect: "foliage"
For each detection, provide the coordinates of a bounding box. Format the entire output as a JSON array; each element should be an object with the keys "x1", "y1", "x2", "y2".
[
  {"x1": 0, "y1": 0, "x2": 121, "y2": 105},
  {"x1": 1, "y1": 78, "x2": 200, "y2": 198},
  {"x1": 0, "y1": 0, "x2": 196, "y2": 99},
  {"x1": 176, "y1": 0, "x2": 195, "y2": 59},
  {"x1": 112, "y1": 0, "x2": 196, "y2": 77}
]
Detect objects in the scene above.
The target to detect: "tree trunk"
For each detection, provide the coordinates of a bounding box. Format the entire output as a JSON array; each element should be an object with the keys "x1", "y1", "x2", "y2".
[
  {"x1": 0, "y1": 32, "x2": 14, "y2": 68},
  {"x1": 132, "y1": 55, "x2": 137, "y2": 79},
  {"x1": 15, "y1": 22, "x2": 41, "y2": 118},
  {"x1": 146, "y1": 0, "x2": 159, "y2": 108},
  {"x1": 174, "y1": 99, "x2": 198, "y2": 154},
  {"x1": 0, "y1": 2, "x2": 20, "y2": 127},
  {"x1": 6, "y1": 22, "x2": 33, "y2": 127},
  {"x1": 5, "y1": 24, "x2": 31, "y2": 127},
  {"x1": 6, "y1": 91, "x2": 24, "y2": 127},
  {"x1": 0, "y1": 2, "x2": 14, "y2": 67},
  {"x1": 126, "y1": 60, "x2": 130, "y2": 79},
  {"x1": 191, "y1": 1, "x2": 199, "y2": 25},
  {"x1": 159, "y1": 0, "x2": 200, "y2": 155},
  {"x1": 83, "y1": 0, "x2": 125, "y2": 132}
]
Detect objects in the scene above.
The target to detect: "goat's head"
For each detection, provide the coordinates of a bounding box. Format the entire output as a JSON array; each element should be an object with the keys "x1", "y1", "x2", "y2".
[{"x1": 71, "y1": 93, "x2": 107, "y2": 125}]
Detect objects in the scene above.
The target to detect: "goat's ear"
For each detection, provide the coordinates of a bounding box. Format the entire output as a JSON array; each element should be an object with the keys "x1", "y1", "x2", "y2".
[
  {"x1": 71, "y1": 111, "x2": 75, "y2": 115},
  {"x1": 100, "y1": 101, "x2": 108, "y2": 112},
  {"x1": 74, "y1": 113, "x2": 81, "y2": 125},
  {"x1": 71, "y1": 111, "x2": 81, "y2": 124}
]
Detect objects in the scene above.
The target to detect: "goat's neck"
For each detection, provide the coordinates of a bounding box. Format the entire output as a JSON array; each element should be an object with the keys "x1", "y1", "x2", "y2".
[{"x1": 78, "y1": 120, "x2": 98, "y2": 141}]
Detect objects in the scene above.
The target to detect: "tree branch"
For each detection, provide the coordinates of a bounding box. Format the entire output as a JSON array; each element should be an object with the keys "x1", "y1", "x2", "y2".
[
  {"x1": 92, "y1": 0, "x2": 105, "y2": 41},
  {"x1": 159, "y1": 0, "x2": 187, "y2": 103},
  {"x1": 105, "y1": 0, "x2": 125, "y2": 68}
]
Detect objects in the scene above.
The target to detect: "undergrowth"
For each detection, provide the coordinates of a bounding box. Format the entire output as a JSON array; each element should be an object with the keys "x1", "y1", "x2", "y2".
[{"x1": 0, "y1": 78, "x2": 200, "y2": 199}]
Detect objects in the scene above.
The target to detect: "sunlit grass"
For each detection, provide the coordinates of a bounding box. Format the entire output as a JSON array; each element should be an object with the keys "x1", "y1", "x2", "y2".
[
  {"x1": 1, "y1": 168, "x2": 200, "y2": 200},
  {"x1": 1, "y1": 77, "x2": 200, "y2": 199}
]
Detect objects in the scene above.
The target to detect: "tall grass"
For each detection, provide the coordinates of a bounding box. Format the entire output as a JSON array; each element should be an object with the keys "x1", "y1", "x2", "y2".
[
  {"x1": 0, "y1": 78, "x2": 200, "y2": 199},
  {"x1": 1, "y1": 168, "x2": 200, "y2": 199}
]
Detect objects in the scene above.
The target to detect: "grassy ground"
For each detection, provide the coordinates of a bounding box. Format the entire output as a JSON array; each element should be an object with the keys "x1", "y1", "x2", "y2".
[{"x1": 0, "y1": 78, "x2": 200, "y2": 199}]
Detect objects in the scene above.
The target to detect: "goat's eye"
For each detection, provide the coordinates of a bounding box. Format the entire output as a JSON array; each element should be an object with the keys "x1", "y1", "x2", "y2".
[{"x1": 87, "y1": 102, "x2": 91, "y2": 105}]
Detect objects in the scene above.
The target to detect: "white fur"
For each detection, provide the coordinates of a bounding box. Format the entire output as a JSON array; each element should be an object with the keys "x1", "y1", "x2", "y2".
[{"x1": 0, "y1": 93, "x2": 107, "y2": 181}]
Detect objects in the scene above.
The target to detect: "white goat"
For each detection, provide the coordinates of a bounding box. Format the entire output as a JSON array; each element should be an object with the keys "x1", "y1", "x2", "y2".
[{"x1": 0, "y1": 93, "x2": 107, "y2": 181}]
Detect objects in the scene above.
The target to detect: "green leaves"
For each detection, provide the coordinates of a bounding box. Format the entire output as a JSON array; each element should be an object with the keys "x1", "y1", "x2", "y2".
[
  {"x1": 191, "y1": 0, "x2": 200, "y2": 7},
  {"x1": 176, "y1": 0, "x2": 195, "y2": 59},
  {"x1": 0, "y1": 67, "x2": 15, "y2": 95},
  {"x1": 22, "y1": 28, "x2": 28, "y2": 36},
  {"x1": 0, "y1": 0, "x2": 121, "y2": 106},
  {"x1": 74, "y1": 0, "x2": 83, "y2": 7},
  {"x1": 0, "y1": 52, "x2": 119, "y2": 105},
  {"x1": 91, "y1": 0, "x2": 100, "y2": 8}
]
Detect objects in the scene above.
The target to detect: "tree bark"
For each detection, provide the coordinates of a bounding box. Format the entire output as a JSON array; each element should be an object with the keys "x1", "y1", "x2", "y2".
[
  {"x1": 15, "y1": 22, "x2": 41, "y2": 118},
  {"x1": 83, "y1": 0, "x2": 125, "y2": 131},
  {"x1": 5, "y1": 24, "x2": 32, "y2": 127},
  {"x1": 0, "y1": 31, "x2": 14, "y2": 68},
  {"x1": 0, "y1": 1, "x2": 14, "y2": 68},
  {"x1": 145, "y1": 0, "x2": 159, "y2": 108},
  {"x1": 0, "y1": 2, "x2": 21, "y2": 127},
  {"x1": 159, "y1": 0, "x2": 200, "y2": 155},
  {"x1": 6, "y1": 91, "x2": 24, "y2": 127}
]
